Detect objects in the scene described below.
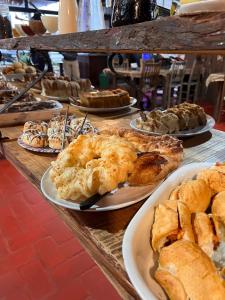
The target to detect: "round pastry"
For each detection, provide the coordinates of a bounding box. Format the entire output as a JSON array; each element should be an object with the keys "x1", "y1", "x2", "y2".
[
  {"x1": 23, "y1": 121, "x2": 48, "y2": 134},
  {"x1": 48, "y1": 133, "x2": 64, "y2": 150},
  {"x1": 22, "y1": 131, "x2": 48, "y2": 148},
  {"x1": 25, "y1": 66, "x2": 36, "y2": 74},
  {"x1": 13, "y1": 62, "x2": 23, "y2": 69},
  {"x1": 14, "y1": 68, "x2": 26, "y2": 74},
  {"x1": 49, "y1": 115, "x2": 65, "y2": 130}
]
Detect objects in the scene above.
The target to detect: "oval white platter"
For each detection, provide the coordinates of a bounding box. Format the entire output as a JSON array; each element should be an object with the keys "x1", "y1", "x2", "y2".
[
  {"x1": 70, "y1": 97, "x2": 137, "y2": 113},
  {"x1": 41, "y1": 167, "x2": 162, "y2": 212},
  {"x1": 122, "y1": 162, "x2": 212, "y2": 300},
  {"x1": 130, "y1": 114, "x2": 215, "y2": 137}
]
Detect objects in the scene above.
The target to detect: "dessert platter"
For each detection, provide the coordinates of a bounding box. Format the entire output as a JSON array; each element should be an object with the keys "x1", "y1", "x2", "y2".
[
  {"x1": 178, "y1": 0, "x2": 225, "y2": 16},
  {"x1": 2, "y1": 62, "x2": 37, "y2": 81},
  {"x1": 70, "y1": 89, "x2": 137, "y2": 113},
  {"x1": 130, "y1": 103, "x2": 215, "y2": 137},
  {"x1": 41, "y1": 128, "x2": 183, "y2": 211},
  {"x1": 123, "y1": 162, "x2": 225, "y2": 300},
  {"x1": 40, "y1": 74, "x2": 92, "y2": 101},
  {"x1": 18, "y1": 115, "x2": 97, "y2": 153}
]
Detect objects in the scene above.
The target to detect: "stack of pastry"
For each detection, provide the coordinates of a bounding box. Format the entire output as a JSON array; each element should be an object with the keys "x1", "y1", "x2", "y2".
[
  {"x1": 152, "y1": 163, "x2": 225, "y2": 300},
  {"x1": 2, "y1": 62, "x2": 36, "y2": 76},
  {"x1": 136, "y1": 103, "x2": 207, "y2": 134},
  {"x1": 79, "y1": 89, "x2": 130, "y2": 108},
  {"x1": 21, "y1": 115, "x2": 96, "y2": 150},
  {"x1": 41, "y1": 75, "x2": 92, "y2": 98},
  {"x1": 50, "y1": 128, "x2": 183, "y2": 202}
]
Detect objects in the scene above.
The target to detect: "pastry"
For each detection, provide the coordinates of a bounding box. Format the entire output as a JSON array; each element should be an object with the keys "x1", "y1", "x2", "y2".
[
  {"x1": 137, "y1": 103, "x2": 207, "y2": 134},
  {"x1": 155, "y1": 240, "x2": 225, "y2": 300},
  {"x1": 151, "y1": 200, "x2": 179, "y2": 252},
  {"x1": 212, "y1": 191, "x2": 225, "y2": 242},
  {"x1": 197, "y1": 165, "x2": 225, "y2": 194},
  {"x1": 178, "y1": 0, "x2": 225, "y2": 16},
  {"x1": 193, "y1": 212, "x2": 215, "y2": 257},
  {"x1": 23, "y1": 121, "x2": 48, "y2": 134},
  {"x1": 128, "y1": 152, "x2": 178, "y2": 186},
  {"x1": 79, "y1": 89, "x2": 130, "y2": 108},
  {"x1": 41, "y1": 75, "x2": 91, "y2": 98},
  {"x1": 169, "y1": 179, "x2": 212, "y2": 213},
  {"x1": 177, "y1": 201, "x2": 195, "y2": 243},
  {"x1": 21, "y1": 131, "x2": 48, "y2": 148},
  {"x1": 50, "y1": 134, "x2": 137, "y2": 201}
]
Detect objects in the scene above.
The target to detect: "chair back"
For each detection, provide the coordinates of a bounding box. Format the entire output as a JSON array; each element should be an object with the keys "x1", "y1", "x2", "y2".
[
  {"x1": 141, "y1": 60, "x2": 161, "y2": 79},
  {"x1": 169, "y1": 61, "x2": 186, "y2": 84}
]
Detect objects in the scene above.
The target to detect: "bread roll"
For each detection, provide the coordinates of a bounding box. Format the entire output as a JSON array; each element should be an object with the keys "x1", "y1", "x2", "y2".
[
  {"x1": 212, "y1": 191, "x2": 225, "y2": 242},
  {"x1": 169, "y1": 179, "x2": 211, "y2": 213},
  {"x1": 197, "y1": 167, "x2": 225, "y2": 195},
  {"x1": 155, "y1": 240, "x2": 225, "y2": 300},
  {"x1": 193, "y1": 212, "x2": 215, "y2": 257},
  {"x1": 177, "y1": 202, "x2": 195, "y2": 242},
  {"x1": 151, "y1": 201, "x2": 179, "y2": 252}
]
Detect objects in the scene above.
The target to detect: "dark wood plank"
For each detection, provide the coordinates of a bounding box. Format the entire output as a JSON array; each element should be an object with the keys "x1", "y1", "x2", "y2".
[{"x1": 1, "y1": 13, "x2": 225, "y2": 54}]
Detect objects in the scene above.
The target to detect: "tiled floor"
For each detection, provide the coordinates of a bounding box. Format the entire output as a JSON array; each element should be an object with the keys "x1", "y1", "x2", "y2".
[{"x1": 0, "y1": 159, "x2": 121, "y2": 300}]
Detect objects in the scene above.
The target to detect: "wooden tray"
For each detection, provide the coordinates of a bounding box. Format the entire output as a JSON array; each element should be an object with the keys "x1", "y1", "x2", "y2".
[{"x1": 0, "y1": 101, "x2": 63, "y2": 127}]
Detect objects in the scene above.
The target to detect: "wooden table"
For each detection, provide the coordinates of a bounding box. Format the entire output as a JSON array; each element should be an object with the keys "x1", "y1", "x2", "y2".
[{"x1": 1, "y1": 108, "x2": 225, "y2": 299}]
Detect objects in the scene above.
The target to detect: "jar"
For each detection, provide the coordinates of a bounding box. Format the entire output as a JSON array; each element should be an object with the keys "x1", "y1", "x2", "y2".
[
  {"x1": 0, "y1": 4, "x2": 12, "y2": 39},
  {"x1": 58, "y1": 0, "x2": 78, "y2": 34}
]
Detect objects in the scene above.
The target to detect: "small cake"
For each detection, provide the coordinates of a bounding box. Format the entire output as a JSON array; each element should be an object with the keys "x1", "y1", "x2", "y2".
[
  {"x1": 22, "y1": 131, "x2": 48, "y2": 148},
  {"x1": 178, "y1": 0, "x2": 225, "y2": 16},
  {"x1": 23, "y1": 121, "x2": 48, "y2": 134},
  {"x1": 79, "y1": 89, "x2": 130, "y2": 108}
]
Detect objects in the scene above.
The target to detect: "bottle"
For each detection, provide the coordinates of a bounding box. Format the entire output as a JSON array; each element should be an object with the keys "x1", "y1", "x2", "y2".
[
  {"x1": 0, "y1": 4, "x2": 12, "y2": 39},
  {"x1": 58, "y1": 0, "x2": 78, "y2": 34},
  {"x1": 112, "y1": 0, "x2": 158, "y2": 27}
]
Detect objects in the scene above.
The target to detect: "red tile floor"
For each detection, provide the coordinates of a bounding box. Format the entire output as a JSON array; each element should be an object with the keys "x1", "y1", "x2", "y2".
[{"x1": 0, "y1": 159, "x2": 121, "y2": 300}]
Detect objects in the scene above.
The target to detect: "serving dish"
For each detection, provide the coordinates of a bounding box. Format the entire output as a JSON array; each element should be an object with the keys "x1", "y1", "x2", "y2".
[
  {"x1": 70, "y1": 97, "x2": 137, "y2": 113},
  {"x1": 41, "y1": 167, "x2": 162, "y2": 212},
  {"x1": 122, "y1": 162, "x2": 212, "y2": 300},
  {"x1": 130, "y1": 114, "x2": 215, "y2": 137},
  {"x1": 17, "y1": 136, "x2": 60, "y2": 154}
]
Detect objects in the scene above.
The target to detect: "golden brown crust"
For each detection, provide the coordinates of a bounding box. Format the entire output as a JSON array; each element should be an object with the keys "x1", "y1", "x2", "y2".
[
  {"x1": 156, "y1": 240, "x2": 225, "y2": 300},
  {"x1": 212, "y1": 191, "x2": 225, "y2": 241},
  {"x1": 193, "y1": 212, "x2": 215, "y2": 257},
  {"x1": 172, "y1": 179, "x2": 212, "y2": 213},
  {"x1": 197, "y1": 169, "x2": 225, "y2": 195},
  {"x1": 178, "y1": 202, "x2": 195, "y2": 243},
  {"x1": 151, "y1": 202, "x2": 179, "y2": 252}
]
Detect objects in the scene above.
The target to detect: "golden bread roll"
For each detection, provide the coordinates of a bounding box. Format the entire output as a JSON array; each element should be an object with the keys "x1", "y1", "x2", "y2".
[
  {"x1": 197, "y1": 168, "x2": 225, "y2": 195},
  {"x1": 193, "y1": 212, "x2": 215, "y2": 257},
  {"x1": 177, "y1": 202, "x2": 195, "y2": 242},
  {"x1": 155, "y1": 240, "x2": 225, "y2": 300},
  {"x1": 212, "y1": 191, "x2": 225, "y2": 241},
  {"x1": 151, "y1": 201, "x2": 179, "y2": 252},
  {"x1": 13, "y1": 62, "x2": 23, "y2": 69},
  {"x1": 169, "y1": 179, "x2": 211, "y2": 213}
]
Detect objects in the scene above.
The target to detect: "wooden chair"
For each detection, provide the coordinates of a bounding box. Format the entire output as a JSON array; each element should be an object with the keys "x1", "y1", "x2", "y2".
[
  {"x1": 112, "y1": 58, "x2": 129, "y2": 70},
  {"x1": 166, "y1": 61, "x2": 186, "y2": 108},
  {"x1": 181, "y1": 59, "x2": 201, "y2": 103},
  {"x1": 139, "y1": 60, "x2": 161, "y2": 108}
]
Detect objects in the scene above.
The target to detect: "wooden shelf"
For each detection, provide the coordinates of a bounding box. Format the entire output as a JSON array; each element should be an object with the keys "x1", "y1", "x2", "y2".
[{"x1": 1, "y1": 12, "x2": 225, "y2": 54}]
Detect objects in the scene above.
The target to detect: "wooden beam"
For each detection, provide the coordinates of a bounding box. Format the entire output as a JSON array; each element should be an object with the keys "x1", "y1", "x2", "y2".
[{"x1": 1, "y1": 13, "x2": 225, "y2": 54}]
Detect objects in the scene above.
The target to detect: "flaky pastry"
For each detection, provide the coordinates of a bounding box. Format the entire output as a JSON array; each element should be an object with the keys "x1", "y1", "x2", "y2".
[{"x1": 155, "y1": 240, "x2": 225, "y2": 300}]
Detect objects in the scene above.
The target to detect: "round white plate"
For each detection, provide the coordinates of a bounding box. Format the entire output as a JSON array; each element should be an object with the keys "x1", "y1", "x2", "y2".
[
  {"x1": 70, "y1": 97, "x2": 137, "y2": 113},
  {"x1": 130, "y1": 114, "x2": 215, "y2": 138},
  {"x1": 18, "y1": 136, "x2": 60, "y2": 154},
  {"x1": 41, "y1": 167, "x2": 162, "y2": 212}
]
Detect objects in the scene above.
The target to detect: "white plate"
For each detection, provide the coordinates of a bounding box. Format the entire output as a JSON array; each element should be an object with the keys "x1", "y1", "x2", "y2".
[
  {"x1": 122, "y1": 162, "x2": 212, "y2": 300},
  {"x1": 70, "y1": 97, "x2": 137, "y2": 113},
  {"x1": 130, "y1": 114, "x2": 215, "y2": 137},
  {"x1": 41, "y1": 167, "x2": 162, "y2": 212}
]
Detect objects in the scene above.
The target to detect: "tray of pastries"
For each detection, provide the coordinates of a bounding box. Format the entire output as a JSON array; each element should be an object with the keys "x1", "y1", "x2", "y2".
[
  {"x1": 41, "y1": 128, "x2": 183, "y2": 211},
  {"x1": 130, "y1": 103, "x2": 215, "y2": 137},
  {"x1": 123, "y1": 162, "x2": 225, "y2": 300},
  {"x1": 2, "y1": 62, "x2": 37, "y2": 81},
  {"x1": 71, "y1": 89, "x2": 137, "y2": 113},
  {"x1": 40, "y1": 74, "x2": 92, "y2": 100},
  {"x1": 18, "y1": 115, "x2": 97, "y2": 153}
]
